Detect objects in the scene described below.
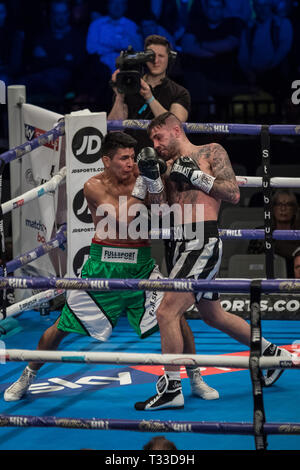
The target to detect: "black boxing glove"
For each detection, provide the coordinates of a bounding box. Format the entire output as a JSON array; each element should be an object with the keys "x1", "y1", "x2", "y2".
[
  {"x1": 137, "y1": 147, "x2": 167, "y2": 176},
  {"x1": 136, "y1": 147, "x2": 166, "y2": 194},
  {"x1": 170, "y1": 156, "x2": 215, "y2": 194}
]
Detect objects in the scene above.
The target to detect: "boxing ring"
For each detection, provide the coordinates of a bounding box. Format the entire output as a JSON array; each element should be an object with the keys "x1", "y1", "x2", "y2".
[{"x1": 0, "y1": 86, "x2": 300, "y2": 452}]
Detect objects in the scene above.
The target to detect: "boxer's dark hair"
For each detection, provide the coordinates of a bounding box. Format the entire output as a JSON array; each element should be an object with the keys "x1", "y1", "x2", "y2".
[{"x1": 100, "y1": 132, "x2": 137, "y2": 159}]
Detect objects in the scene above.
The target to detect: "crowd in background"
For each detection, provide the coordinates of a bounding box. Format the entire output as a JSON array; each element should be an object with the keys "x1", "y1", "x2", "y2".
[{"x1": 1, "y1": 0, "x2": 300, "y2": 122}]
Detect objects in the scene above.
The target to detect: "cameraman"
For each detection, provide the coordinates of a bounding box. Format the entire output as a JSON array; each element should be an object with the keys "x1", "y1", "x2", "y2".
[{"x1": 108, "y1": 34, "x2": 191, "y2": 149}]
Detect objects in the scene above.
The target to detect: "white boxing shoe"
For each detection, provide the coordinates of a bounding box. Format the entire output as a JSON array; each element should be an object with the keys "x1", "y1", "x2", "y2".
[
  {"x1": 4, "y1": 366, "x2": 37, "y2": 401},
  {"x1": 187, "y1": 367, "x2": 219, "y2": 400}
]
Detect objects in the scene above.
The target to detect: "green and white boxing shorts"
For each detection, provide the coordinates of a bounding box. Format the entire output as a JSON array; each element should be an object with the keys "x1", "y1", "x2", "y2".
[{"x1": 58, "y1": 240, "x2": 163, "y2": 341}]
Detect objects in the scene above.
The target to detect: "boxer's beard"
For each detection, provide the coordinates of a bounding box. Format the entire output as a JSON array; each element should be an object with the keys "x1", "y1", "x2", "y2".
[{"x1": 166, "y1": 136, "x2": 179, "y2": 160}]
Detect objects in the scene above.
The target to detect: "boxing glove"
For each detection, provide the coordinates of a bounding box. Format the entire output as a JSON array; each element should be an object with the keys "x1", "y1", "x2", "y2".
[
  {"x1": 136, "y1": 147, "x2": 167, "y2": 194},
  {"x1": 170, "y1": 156, "x2": 215, "y2": 194}
]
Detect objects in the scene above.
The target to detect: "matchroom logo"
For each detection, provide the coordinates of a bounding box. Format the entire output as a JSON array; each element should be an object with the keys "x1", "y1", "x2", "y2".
[{"x1": 0, "y1": 80, "x2": 5, "y2": 105}]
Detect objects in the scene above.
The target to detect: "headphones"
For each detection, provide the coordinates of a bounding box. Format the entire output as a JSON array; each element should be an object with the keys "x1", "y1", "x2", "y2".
[
  {"x1": 167, "y1": 49, "x2": 178, "y2": 69},
  {"x1": 293, "y1": 247, "x2": 300, "y2": 259}
]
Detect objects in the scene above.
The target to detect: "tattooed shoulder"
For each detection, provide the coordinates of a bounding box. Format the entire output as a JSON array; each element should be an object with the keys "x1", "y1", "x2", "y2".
[
  {"x1": 185, "y1": 146, "x2": 211, "y2": 163},
  {"x1": 208, "y1": 144, "x2": 234, "y2": 175}
]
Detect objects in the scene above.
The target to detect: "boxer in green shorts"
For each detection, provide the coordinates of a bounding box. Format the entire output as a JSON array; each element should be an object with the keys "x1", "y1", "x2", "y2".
[
  {"x1": 4, "y1": 130, "x2": 210, "y2": 403},
  {"x1": 4, "y1": 131, "x2": 163, "y2": 401},
  {"x1": 58, "y1": 240, "x2": 162, "y2": 341}
]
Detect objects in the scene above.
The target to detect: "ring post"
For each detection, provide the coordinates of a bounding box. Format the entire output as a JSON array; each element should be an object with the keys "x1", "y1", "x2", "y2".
[
  {"x1": 7, "y1": 85, "x2": 26, "y2": 263},
  {"x1": 249, "y1": 280, "x2": 267, "y2": 451}
]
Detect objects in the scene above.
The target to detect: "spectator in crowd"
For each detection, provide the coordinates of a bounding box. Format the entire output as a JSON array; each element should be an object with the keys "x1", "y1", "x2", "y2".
[
  {"x1": 155, "y1": 0, "x2": 197, "y2": 48},
  {"x1": 69, "y1": 1, "x2": 113, "y2": 112},
  {"x1": 9, "y1": 0, "x2": 47, "y2": 39},
  {"x1": 293, "y1": 247, "x2": 300, "y2": 278},
  {"x1": 143, "y1": 436, "x2": 178, "y2": 450},
  {"x1": 126, "y1": 0, "x2": 152, "y2": 24},
  {"x1": 0, "y1": 1, "x2": 24, "y2": 85},
  {"x1": 88, "y1": 0, "x2": 108, "y2": 21},
  {"x1": 283, "y1": 0, "x2": 300, "y2": 81},
  {"x1": 86, "y1": 0, "x2": 143, "y2": 74},
  {"x1": 181, "y1": 0, "x2": 244, "y2": 120},
  {"x1": 140, "y1": 12, "x2": 174, "y2": 46},
  {"x1": 238, "y1": 0, "x2": 293, "y2": 99},
  {"x1": 248, "y1": 189, "x2": 300, "y2": 277},
  {"x1": 272, "y1": 0, "x2": 294, "y2": 18},
  {"x1": 151, "y1": 0, "x2": 163, "y2": 19},
  {"x1": 20, "y1": 0, "x2": 87, "y2": 102},
  {"x1": 70, "y1": 0, "x2": 92, "y2": 35},
  {"x1": 88, "y1": 0, "x2": 151, "y2": 23},
  {"x1": 222, "y1": 0, "x2": 253, "y2": 24}
]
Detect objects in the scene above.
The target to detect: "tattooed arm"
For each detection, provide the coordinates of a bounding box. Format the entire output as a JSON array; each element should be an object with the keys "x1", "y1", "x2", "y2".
[
  {"x1": 207, "y1": 143, "x2": 240, "y2": 204},
  {"x1": 169, "y1": 145, "x2": 240, "y2": 204}
]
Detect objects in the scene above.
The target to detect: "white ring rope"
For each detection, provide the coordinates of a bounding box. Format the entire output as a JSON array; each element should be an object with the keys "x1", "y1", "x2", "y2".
[
  {"x1": 2, "y1": 349, "x2": 297, "y2": 369},
  {"x1": 237, "y1": 176, "x2": 300, "y2": 188},
  {"x1": 3, "y1": 170, "x2": 298, "y2": 219},
  {"x1": 1, "y1": 167, "x2": 66, "y2": 215},
  {"x1": 3, "y1": 289, "x2": 65, "y2": 319}
]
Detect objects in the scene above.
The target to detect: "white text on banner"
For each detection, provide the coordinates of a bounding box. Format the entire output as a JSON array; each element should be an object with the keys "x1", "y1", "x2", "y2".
[{"x1": 65, "y1": 110, "x2": 106, "y2": 277}]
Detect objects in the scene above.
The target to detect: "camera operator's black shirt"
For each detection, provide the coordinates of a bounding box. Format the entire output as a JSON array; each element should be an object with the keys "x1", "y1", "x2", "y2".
[{"x1": 123, "y1": 76, "x2": 191, "y2": 152}]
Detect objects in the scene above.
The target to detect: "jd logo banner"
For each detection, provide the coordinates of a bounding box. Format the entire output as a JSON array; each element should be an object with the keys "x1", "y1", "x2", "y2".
[
  {"x1": 73, "y1": 245, "x2": 91, "y2": 277},
  {"x1": 72, "y1": 127, "x2": 103, "y2": 164},
  {"x1": 72, "y1": 189, "x2": 92, "y2": 224}
]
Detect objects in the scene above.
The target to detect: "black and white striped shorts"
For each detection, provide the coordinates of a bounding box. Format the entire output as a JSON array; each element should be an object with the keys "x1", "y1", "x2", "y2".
[{"x1": 167, "y1": 221, "x2": 222, "y2": 302}]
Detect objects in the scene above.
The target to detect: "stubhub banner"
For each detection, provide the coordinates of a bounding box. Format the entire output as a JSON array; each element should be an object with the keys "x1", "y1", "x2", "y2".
[{"x1": 65, "y1": 110, "x2": 106, "y2": 277}]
